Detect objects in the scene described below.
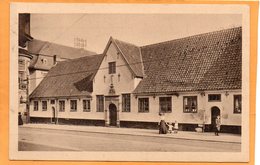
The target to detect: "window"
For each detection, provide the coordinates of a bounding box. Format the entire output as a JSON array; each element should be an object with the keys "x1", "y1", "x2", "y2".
[
  {"x1": 18, "y1": 59, "x2": 25, "y2": 71},
  {"x1": 208, "y1": 94, "x2": 221, "y2": 102},
  {"x1": 83, "y1": 100, "x2": 91, "y2": 112},
  {"x1": 96, "y1": 95, "x2": 104, "y2": 112},
  {"x1": 18, "y1": 71, "x2": 27, "y2": 90},
  {"x1": 183, "y1": 96, "x2": 197, "y2": 113},
  {"x1": 234, "y1": 95, "x2": 242, "y2": 113},
  {"x1": 50, "y1": 100, "x2": 55, "y2": 104},
  {"x1": 42, "y1": 101, "x2": 47, "y2": 111},
  {"x1": 70, "y1": 100, "x2": 77, "y2": 112},
  {"x1": 59, "y1": 100, "x2": 65, "y2": 112},
  {"x1": 138, "y1": 98, "x2": 149, "y2": 113},
  {"x1": 122, "y1": 94, "x2": 131, "y2": 112},
  {"x1": 108, "y1": 62, "x2": 116, "y2": 74},
  {"x1": 159, "y1": 97, "x2": 172, "y2": 113},
  {"x1": 33, "y1": 101, "x2": 38, "y2": 111}
]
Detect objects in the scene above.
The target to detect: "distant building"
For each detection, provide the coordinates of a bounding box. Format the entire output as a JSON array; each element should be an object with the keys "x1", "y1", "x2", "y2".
[
  {"x1": 27, "y1": 39, "x2": 96, "y2": 93},
  {"x1": 29, "y1": 27, "x2": 242, "y2": 133}
]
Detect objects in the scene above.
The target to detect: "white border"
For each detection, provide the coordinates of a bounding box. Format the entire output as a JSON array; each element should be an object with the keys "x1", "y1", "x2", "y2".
[{"x1": 10, "y1": 3, "x2": 250, "y2": 162}]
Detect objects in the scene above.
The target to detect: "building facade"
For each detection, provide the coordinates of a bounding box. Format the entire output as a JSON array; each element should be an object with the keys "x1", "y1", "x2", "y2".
[{"x1": 29, "y1": 27, "x2": 242, "y2": 133}]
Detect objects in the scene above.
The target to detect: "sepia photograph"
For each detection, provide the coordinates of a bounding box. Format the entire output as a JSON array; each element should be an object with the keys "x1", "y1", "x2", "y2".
[{"x1": 10, "y1": 3, "x2": 250, "y2": 162}]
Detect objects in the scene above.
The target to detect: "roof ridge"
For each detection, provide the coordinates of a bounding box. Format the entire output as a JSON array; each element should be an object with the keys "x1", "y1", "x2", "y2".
[
  {"x1": 140, "y1": 26, "x2": 242, "y2": 48},
  {"x1": 33, "y1": 39, "x2": 97, "y2": 54},
  {"x1": 113, "y1": 38, "x2": 141, "y2": 48}
]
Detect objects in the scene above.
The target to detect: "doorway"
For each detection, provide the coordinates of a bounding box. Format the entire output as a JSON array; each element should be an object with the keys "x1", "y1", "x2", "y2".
[
  {"x1": 211, "y1": 106, "x2": 220, "y2": 131},
  {"x1": 52, "y1": 107, "x2": 56, "y2": 123},
  {"x1": 109, "y1": 104, "x2": 117, "y2": 126}
]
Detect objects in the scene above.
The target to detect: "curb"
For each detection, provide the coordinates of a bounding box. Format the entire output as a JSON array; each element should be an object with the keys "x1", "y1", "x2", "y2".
[{"x1": 20, "y1": 125, "x2": 241, "y2": 144}]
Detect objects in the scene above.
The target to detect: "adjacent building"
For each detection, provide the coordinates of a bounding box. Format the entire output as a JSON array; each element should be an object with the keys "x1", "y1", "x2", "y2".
[
  {"x1": 18, "y1": 14, "x2": 96, "y2": 122},
  {"x1": 29, "y1": 27, "x2": 242, "y2": 133}
]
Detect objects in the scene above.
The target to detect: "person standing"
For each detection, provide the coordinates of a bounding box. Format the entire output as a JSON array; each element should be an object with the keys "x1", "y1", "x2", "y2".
[
  {"x1": 18, "y1": 112, "x2": 23, "y2": 126},
  {"x1": 158, "y1": 113, "x2": 167, "y2": 134},
  {"x1": 173, "y1": 120, "x2": 179, "y2": 134},
  {"x1": 215, "y1": 115, "x2": 221, "y2": 136}
]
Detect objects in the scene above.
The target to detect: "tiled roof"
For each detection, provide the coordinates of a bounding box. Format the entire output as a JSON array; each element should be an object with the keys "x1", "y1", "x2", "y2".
[
  {"x1": 133, "y1": 27, "x2": 242, "y2": 94},
  {"x1": 113, "y1": 38, "x2": 144, "y2": 77},
  {"x1": 30, "y1": 54, "x2": 104, "y2": 98},
  {"x1": 28, "y1": 39, "x2": 96, "y2": 59}
]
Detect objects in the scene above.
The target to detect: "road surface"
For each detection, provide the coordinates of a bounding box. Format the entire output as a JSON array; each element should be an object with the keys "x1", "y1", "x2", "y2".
[{"x1": 18, "y1": 127, "x2": 240, "y2": 152}]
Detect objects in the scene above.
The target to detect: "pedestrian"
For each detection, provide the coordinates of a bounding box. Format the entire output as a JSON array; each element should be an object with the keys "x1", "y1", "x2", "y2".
[
  {"x1": 166, "y1": 122, "x2": 173, "y2": 133},
  {"x1": 215, "y1": 115, "x2": 221, "y2": 136},
  {"x1": 173, "y1": 120, "x2": 178, "y2": 133},
  {"x1": 18, "y1": 112, "x2": 23, "y2": 126},
  {"x1": 158, "y1": 113, "x2": 167, "y2": 134}
]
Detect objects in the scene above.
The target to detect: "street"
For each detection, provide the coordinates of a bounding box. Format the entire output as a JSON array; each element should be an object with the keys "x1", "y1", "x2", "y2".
[{"x1": 18, "y1": 127, "x2": 241, "y2": 152}]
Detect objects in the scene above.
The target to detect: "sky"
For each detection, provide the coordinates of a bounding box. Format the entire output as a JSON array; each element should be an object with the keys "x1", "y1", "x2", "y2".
[{"x1": 30, "y1": 14, "x2": 242, "y2": 54}]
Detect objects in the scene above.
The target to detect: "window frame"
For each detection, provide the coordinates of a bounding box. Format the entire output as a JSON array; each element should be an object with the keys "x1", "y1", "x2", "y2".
[
  {"x1": 50, "y1": 100, "x2": 55, "y2": 104},
  {"x1": 183, "y1": 96, "x2": 198, "y2": 113},
  {"x1": 138, "y1": 98, "x2": 149, "y2": 113},
  {"x1": 159, "y1": 97, "x2": 172, "y2": 113},
  {"x1": 122, "y1": 93, "x2": 131, "y2": 112},
  {"x1": 59, "y1": 100, "x2": 65, "y2": 112},
  {"x1": 33, "y1": 101, "x2": 38, "y2": 111},
  {"x1": 70, "y1": 100, "x2": 77, "y2": 112},
  {"x1": 108, "y1": 61, "x2": 116, "y2": 74},
  {"x1": 18, "y1": 59, "x2": 26, "y2": 71},
  {"x1": 96, "y1": 95, "x2": 104, "y2": 112},
  {"x1": 208, "y1": 94, "x2": 221, "y2": 102},
  {"x1": 234, "y1": 95, "x2": 242, "y2": 114},
  {"x1": 42, "y1": 100, "x2": 47, "y2": 111},
  {"x1": 83, "y1": 99, "x2": 91, "y2": 112}
]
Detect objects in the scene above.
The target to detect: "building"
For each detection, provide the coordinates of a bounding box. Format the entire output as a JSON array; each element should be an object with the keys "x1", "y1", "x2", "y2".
[
  {"x1": 29, "y1": 27, "x2": 242, "y2": 133},
  {"x1": 27, "y1": 39, "x2": 96, "y2": 93},
  {"x1": 18, "y1": 14, "x2": 33, "y2": 122},
  {"x1": 18, "y1": 14, "x2": 96, "y2": 122}
]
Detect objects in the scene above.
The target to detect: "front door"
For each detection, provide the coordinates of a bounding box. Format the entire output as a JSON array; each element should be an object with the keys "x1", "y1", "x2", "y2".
[
  {"x1": 211, "y1": 106, "x2": 220, "y2": 131},
  {"x1": 52, "y1": 107, "x2": 56, "y2": 123},
  {"x1": 109, "y1": 104, "x2": 117, "y2": 126}
]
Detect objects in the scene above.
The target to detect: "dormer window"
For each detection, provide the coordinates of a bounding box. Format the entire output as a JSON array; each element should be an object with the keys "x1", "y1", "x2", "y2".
[{"x1": 109, "y1": 62, "x2": 116, "y2": 74}]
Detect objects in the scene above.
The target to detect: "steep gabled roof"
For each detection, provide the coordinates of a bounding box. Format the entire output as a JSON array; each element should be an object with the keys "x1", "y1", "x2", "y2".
[
  {"x1": 30, "y1": 54, "x2": 104, "y2": 98},
  {"x1": 112, "y1": 38, "x2": 144, "y2": 77},
  {"x1": 28, "y1": 39, "x2": 96, "y2": 59},
  {"x1": 133, "y1": 27, "x2": 242, "y2": 94}
]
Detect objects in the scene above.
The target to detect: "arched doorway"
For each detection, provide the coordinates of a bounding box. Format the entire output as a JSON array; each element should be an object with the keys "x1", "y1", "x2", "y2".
[
  {"x1": 211, "y1": 106, "x2": 220, "y2": 131},
  {"x1": 52, "y1": 107, "x2": 56, "y2": 123},
  {"x1": 109, "y1": 104, "x2": 117, "y2": 126}
]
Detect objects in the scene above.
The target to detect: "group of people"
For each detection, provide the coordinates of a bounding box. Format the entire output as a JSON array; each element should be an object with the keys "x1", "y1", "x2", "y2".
[
  {"x1": 158, "y1": 113, "x2": 222, "y2": 136},
  {"x1": 158, "y1": 113, "x2": 178, "y2": 134}
]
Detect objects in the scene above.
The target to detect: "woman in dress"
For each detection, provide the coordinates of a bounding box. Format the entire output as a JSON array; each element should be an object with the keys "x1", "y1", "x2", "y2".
[{"x1": 158, "y1": 113, "x2": 167, "y2": 134}]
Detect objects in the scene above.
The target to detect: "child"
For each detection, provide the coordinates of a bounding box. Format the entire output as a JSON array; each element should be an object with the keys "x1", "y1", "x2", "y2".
[
  {"x1": 166, "y1": 122, "x2": 173, "y2": 134},
  {"x1": 174, "y1": 120, "x2": 178, "y2": 134}
]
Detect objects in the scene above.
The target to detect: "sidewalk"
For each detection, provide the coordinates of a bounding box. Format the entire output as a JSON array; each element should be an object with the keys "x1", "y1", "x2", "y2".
[{"x1": 21, "y1": 123, "x2": 241, "y2": 143}]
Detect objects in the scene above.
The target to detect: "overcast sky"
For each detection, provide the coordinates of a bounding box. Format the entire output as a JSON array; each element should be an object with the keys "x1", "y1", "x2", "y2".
[{"x1": 30, "y1": 14, "x2": 241, "y2": 54}]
